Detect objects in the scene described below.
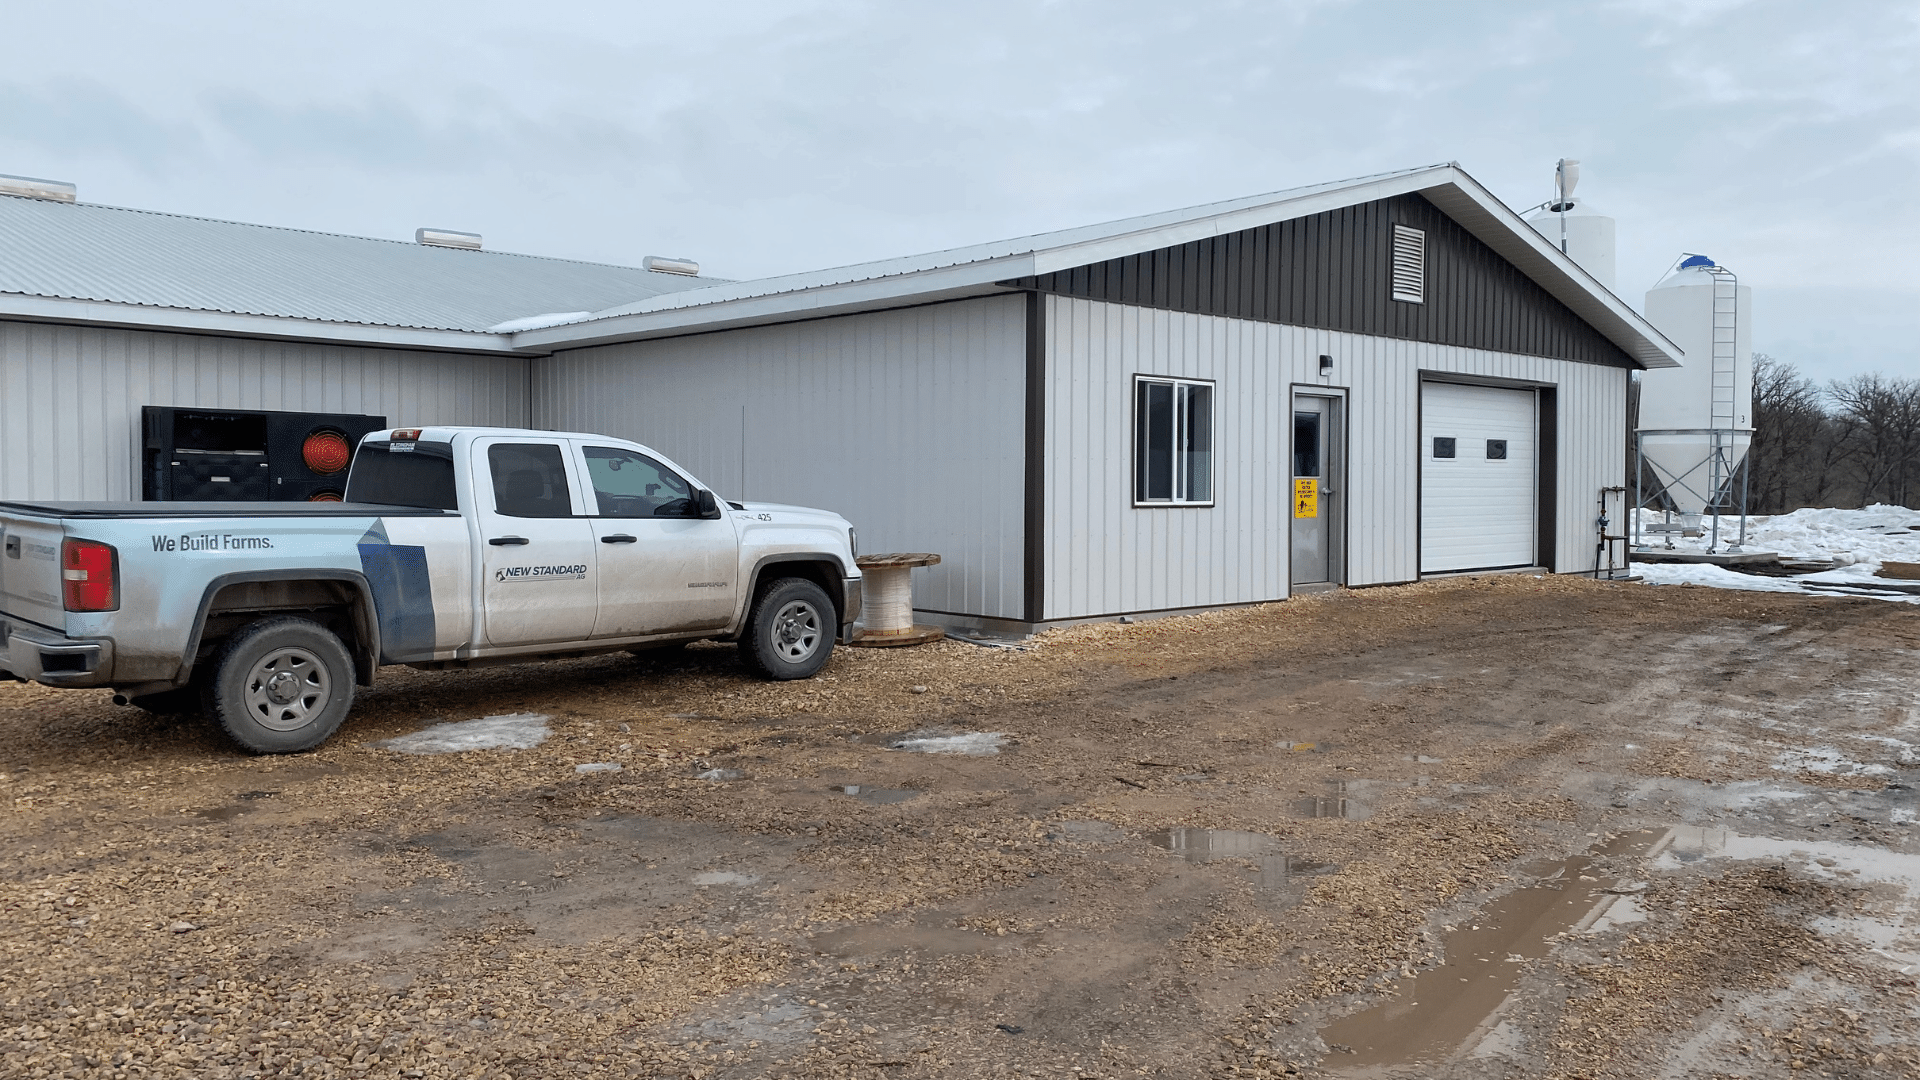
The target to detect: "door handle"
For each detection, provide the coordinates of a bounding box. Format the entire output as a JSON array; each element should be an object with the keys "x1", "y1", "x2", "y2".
[
  {"x1": 488, "y1": 536, "x2": 530, "y2": 546},
  {"x1": 1321, "y1": 489, "x2": 1337, "y2": 496},
  {"x1": 600, "y1": 534, "x2": 638, "y2": 544}
]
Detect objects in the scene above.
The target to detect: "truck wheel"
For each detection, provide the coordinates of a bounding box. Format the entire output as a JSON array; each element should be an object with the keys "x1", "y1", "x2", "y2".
[
  {"x1": 203, "y1": 617, "x2": 356, "y2": 754},
  {"x1": 740, "y1": 577, "x2": 835, "y2": 680}
]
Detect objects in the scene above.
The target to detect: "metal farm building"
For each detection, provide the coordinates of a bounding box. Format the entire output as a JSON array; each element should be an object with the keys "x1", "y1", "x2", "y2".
[{"x1": 0, "y1": 164, "x2": 1682, "y2": 634}]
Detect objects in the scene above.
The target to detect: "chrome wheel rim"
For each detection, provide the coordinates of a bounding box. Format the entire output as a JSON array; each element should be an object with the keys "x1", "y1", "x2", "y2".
[
  {"x1": 771, "y1": 599, "x2": 823, "y2": 662},
  {"x1": 244, "y1": 647, "x2": 332, "y2": 731}
]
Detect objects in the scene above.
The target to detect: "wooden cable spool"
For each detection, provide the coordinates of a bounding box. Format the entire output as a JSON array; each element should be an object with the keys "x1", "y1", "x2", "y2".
[{"x1": 849, "y1": 553, "x2": 944, "y2": 647}]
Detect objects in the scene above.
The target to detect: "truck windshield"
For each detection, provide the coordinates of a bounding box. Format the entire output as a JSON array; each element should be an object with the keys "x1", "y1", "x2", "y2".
[{"x1": 344, "y1": 441, "x2": 459, "y2": 511}]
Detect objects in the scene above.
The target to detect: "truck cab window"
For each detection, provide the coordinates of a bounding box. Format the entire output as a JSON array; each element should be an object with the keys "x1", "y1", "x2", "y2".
[
  {"x1": 583, "y1": 446, "x2": 696, "y2": 517},
  {"x1": 344, "y1": 440, "x2": 459, "y2": 510},
  {"x1": 488, "y1": 443, "x2": 576, "y2": 518}
]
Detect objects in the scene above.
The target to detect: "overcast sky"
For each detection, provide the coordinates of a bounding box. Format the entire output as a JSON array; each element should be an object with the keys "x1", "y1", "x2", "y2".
[{"x1": 4, "y1": 0, "x2": 1915, "y2": 380}]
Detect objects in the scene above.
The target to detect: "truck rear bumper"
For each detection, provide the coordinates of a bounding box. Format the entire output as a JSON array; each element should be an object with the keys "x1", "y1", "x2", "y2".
[{"x1": 0, "y1": 619, "x2": 112, "y2": 687}]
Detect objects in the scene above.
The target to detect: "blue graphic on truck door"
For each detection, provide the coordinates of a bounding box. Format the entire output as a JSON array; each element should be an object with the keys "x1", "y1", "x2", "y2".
[{"x1": 357, "y1": 522, "x2": 436, "y2": 662}]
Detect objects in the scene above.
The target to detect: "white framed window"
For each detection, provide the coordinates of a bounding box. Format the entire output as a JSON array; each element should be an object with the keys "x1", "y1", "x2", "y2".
[
  {"x1": 1391, "y1": 224, "x2": 1426, "y2": 303},
  {"x1": 1133, "y1": 375, "x2": 1214, "y2": 506}
]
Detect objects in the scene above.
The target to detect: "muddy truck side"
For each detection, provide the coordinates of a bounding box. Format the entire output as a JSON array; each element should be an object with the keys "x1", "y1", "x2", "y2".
[{"x1": 0, "y1": 426, "x2": 861, "y2": 753}]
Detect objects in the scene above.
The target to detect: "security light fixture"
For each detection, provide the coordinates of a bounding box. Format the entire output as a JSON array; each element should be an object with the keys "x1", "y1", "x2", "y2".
[{"x1": 1319, "y1": 354, "x2": 1334, "y2": 373}]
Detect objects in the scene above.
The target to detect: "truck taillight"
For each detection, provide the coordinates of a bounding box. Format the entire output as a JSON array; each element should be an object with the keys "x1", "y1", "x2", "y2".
[{"x1": 62, "y1": 539, "x2": 119, "y2": 612}]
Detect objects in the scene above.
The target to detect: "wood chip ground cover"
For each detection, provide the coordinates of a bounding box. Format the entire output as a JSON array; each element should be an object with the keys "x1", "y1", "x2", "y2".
[{"x1": 4, "y1": 575, "x2": 1920, "y2": 1077}]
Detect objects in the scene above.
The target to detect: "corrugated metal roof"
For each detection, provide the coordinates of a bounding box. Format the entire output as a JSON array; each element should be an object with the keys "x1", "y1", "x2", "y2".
[
  {"x1": 579, "y1": 166, "x2": 1444, "y2": 323},
  {"x1": 0, "y1": 193, "x2": 718, "y2": 332},
  {"x1": 525, "y1": 162, "x2": 1681, "y2": 369}
]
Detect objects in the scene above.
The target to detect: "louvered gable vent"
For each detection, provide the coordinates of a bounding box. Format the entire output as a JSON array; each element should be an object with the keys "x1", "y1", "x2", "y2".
[{"x1": 1391, "y1": 224, "x2": 1426, "y2": 304}]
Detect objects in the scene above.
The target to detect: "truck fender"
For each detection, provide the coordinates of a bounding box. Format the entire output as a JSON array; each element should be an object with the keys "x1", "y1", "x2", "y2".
[
  {"x1": 179, "y1": 570, "x2": 382, "y2": 688},
  {"x1": 739, "y1": 554, "x2": 857, "y2": 633}
]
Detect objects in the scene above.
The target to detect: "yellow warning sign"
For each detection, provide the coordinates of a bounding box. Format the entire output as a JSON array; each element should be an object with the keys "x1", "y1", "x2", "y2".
[{"x1": 1293, "y1": 477, "x2": 1318, "y2": 518}]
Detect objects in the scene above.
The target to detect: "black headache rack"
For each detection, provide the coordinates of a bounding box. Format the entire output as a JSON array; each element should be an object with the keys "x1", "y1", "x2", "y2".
[
  {"x1": 0, "y1": 501, "x2": 456, "y2": 519},
  {"x1": 142, "y1": 406, "x2": 389, "y2": 504}
]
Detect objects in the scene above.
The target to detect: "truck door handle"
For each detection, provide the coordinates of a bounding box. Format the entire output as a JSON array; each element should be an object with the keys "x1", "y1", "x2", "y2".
[
  {"x1": 600, "y1": 534, "x2": 638, "y2": 544},
  {"x1": 488, "y1": 536, "x2": 530, "y2": 546}
]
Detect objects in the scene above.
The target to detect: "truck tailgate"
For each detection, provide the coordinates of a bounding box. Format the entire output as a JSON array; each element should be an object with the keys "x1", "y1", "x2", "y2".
[{"x1": 0, "y1": 511, "x2": 67, "y2": 630}]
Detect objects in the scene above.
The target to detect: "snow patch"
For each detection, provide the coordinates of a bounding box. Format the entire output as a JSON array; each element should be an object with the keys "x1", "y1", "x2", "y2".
[
  {"x1": 1771, "y1": 746, "x2": 1892, "y2": 778},
  {"x1": 1634, "y1": 505, "x2": 1920, "y2": 604},
  {"x1": 888, "y1": 731, "x2": 1009, "y2": 756},
  {"x1": 485, "y1": 311, "x2": 593, "y2": 333},
  {"x1": 374, "y1": 713, "x2": 551, "y2": 754}
]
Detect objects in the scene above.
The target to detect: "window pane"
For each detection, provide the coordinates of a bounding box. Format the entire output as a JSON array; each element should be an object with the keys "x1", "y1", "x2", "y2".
[
  {"x1": 1182, "y1": 383, "x2": 1212, "y2": 502},
  {"x1": 1432, "y1": 437, "x2": 1456, "y2": 459},
  {"x1": 1486, "y1": 439, "x2": 1508, "y2": 460},
  {"x1": 346, "y1": 441, "x2": 458, "y2": 511},
  {"x1": 1138, "y1": 381, "x2": 1174, "y2": 501},
  {"x1": 1294, "y1": 412, "x2": 1321, "y2": 478},
  {"x1": 488, "y1": 443, "x2": 575, "y2": 517},
  {"x1": 584, "y1": 446, "x2": 693, "y2": 517}
]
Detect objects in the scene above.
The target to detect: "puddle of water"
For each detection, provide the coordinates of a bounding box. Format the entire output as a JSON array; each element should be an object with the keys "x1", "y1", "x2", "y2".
[
  {"x1": 373, "y1": 713, "x2": 551, "y2": 754},
  {"x1": 1652, "y1": 827, "x2": 1920, "y2": 968},
  {"x1": 1653, "y1": 826, "x2": 1920, "y2": 887},
  {"x1": 691, "y1": 871, "x2": 759, "y2": 887},
  {"x1": 834, "y1": 784, "x2": 921, "y2": 804},
  {"x1": 188, "y1": 789, "x2": 282, "y2": 822},
  {"x1": 1149, "y1": 828, "x2": 1332, "y2": 889},
  {"x1": 1049, "y1": 820, "x2": 1127, "y2": 843},
  {"x1": 858, "y1": 729, "x2": 1009, "y2": 756},
  {"x1": 1317, "y1": 829, "x2": 1664, "y2": 1070},
  {"x1": 1294, "y1": 781, "x2": 1374, "y2": 821}
]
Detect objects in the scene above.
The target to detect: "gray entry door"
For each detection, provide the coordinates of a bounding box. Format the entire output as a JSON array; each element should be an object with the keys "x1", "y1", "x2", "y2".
[{"x1": 1290, "y1": 394, "x2": 1344, "y2": 587}]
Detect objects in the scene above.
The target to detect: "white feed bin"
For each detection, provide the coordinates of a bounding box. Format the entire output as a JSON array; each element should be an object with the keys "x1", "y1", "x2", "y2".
[{"x1": 1639, "y1": 258, "x2": 1754, "y2": 515}]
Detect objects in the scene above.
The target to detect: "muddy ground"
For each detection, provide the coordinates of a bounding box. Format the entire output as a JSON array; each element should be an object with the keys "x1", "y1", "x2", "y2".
[{"x1": 4, "y1": 575, "x2": 1920, "y2": 1079}]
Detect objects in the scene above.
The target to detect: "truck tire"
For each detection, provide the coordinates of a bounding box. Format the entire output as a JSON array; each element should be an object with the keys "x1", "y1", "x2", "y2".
[
  {"x1": 203, "y1": 617, "x2": 356, "y2": 754},
  {"x1": 739, "y1": 577, "x2": 835, "y2": 680}
]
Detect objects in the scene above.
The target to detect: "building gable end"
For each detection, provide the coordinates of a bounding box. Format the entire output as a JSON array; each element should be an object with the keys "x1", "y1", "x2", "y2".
[{"x1": 1001, "y1": 193, "x2": 1633, "y2": 368}]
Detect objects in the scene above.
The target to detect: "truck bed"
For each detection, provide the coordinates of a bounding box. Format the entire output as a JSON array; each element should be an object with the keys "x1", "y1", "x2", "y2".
[{"x1": 0, "y1": 501, "x2": 456, "y2": 519}]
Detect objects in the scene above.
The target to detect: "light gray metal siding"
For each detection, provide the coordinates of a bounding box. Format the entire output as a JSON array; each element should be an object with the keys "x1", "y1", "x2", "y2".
[
  {"x1": 1042, "y1": 295, "x2": 1625, "y2": 619},
  {"x1": 0, "y1": 320, "x2": 530, "y2": 502},
  {"x1": 536, "y1": 295, "x2": 1028, "y2": 621}
]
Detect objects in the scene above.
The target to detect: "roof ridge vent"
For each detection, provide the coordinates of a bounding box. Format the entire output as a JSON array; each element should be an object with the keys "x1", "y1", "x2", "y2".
[
  {"x1": 416, "y1": 227, "x2": 482, "y2": 250},
  {"x1": 642, "y1": 255, "x2": 700, "y2": 276},
  {"x1": 0, "y1": 174, "x2": 77, "y2": 203}
]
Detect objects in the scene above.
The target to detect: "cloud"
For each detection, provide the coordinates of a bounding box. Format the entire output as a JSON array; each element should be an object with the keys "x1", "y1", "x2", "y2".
[{"x1": 0, "y1": 0, "x2": 1914, "y2": 371}]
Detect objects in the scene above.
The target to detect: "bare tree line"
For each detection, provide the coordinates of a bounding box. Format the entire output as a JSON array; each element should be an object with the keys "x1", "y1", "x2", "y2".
[{"x1": 1744, "y1": 355, "x2": 1920, "y2": 513}]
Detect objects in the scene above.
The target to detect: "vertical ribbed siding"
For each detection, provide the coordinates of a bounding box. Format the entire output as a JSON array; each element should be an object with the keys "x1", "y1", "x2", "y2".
[
  {"x1": 537, "y1": 295, "x2": 1028, "y2": 621},
  {"x1": 0, "y1": 320, "x2": 530, "y2": 503},
  {"x1": 1042, "y1": 297, "x2": 1626, "y2": 619}
]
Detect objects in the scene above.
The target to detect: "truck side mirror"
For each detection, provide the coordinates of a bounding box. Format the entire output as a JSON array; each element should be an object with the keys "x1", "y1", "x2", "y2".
[{"x1": 696, "y1": 489, "x2": 721, "y2": 519}]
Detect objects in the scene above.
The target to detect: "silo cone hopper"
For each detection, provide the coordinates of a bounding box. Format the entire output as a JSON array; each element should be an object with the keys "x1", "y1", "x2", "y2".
[{"x1": 1637, "y1": 430, "x2": 1751, "y2": 517}]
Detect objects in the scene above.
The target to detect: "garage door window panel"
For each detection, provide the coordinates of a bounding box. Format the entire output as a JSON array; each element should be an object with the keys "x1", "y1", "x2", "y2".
[{"x1": 1134, "y1": 376, "x2": 1214, "y2": 506}]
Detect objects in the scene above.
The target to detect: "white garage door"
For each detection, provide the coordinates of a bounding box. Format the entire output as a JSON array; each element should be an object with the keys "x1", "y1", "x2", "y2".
[{"x1": 1421, "y1": 382, "x2": 1537, "y2": 574}]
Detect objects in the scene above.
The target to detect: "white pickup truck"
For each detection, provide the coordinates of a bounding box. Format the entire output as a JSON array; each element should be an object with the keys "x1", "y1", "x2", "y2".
[{"x1": 0, "y1": 426, "x2": 861, "y2": 754}]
